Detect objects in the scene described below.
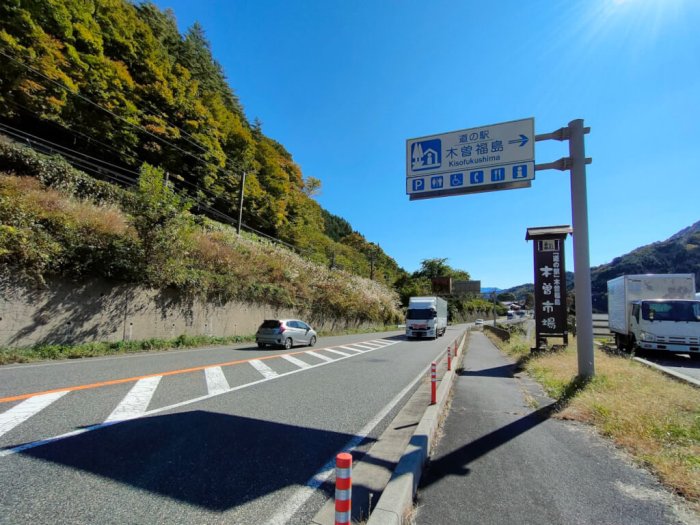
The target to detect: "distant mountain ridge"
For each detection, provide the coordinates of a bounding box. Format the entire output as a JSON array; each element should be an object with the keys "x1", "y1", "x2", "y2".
[
  {"x1": 498, "y1": 220, "x2": 700, "y2": 312},
  {"x1": 590, "y1": 220, "x2": 700, "y2": 311}
]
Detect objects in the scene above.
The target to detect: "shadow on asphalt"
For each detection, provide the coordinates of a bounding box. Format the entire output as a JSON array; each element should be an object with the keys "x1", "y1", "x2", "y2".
[
  {"x1": 458, "y1": 364, "x2": 515, "y2": 378},
  {"x1": 19, "y1": 411, "x2": 372, "y2": 511},
  {"x1": 418, "y1": 403, "x2": 557, "y2": 489}
]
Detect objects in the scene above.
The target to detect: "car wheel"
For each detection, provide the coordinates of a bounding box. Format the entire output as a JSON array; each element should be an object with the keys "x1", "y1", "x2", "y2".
[
  {"x1": 257, "y1": 342, "x2": 266, "y2": 349},
  {"x1": 308, "y1": 336, "x2": 316, "y2": 347},
  {"x1": 284, "y1": 338, "x2": 292, "y2": 350}
]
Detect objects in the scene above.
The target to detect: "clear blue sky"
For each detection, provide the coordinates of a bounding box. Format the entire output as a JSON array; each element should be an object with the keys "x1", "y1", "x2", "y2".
[{"x1": 154, "y1": 0, "x2": 700, "y2": 289}]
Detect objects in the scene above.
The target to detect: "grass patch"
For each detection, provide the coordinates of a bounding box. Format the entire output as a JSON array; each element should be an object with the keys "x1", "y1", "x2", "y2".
[
  {"x1": 0, "y1": 334, "x2": 255, "y2": 365},
  {"x1": 491, "y1": 334, "x2": 700, "y2": 510}
]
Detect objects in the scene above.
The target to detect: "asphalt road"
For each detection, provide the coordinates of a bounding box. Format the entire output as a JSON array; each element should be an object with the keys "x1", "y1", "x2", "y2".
[
  {"x1": 640, "y1": 351, "x2": 700, "y2": 382},
  {"x1": 0, "y1": 326, "x2": 465, "y2": 524}
]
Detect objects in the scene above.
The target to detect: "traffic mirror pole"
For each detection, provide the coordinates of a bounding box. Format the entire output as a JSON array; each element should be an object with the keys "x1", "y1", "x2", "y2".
[{"x1": 535, "y1": 119, "x2": 594, "y2": 378}]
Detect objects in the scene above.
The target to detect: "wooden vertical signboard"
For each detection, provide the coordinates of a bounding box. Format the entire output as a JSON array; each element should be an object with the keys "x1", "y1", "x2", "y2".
[{"x1": 526, "y1": 226, "x2": 572, "y2": 350}]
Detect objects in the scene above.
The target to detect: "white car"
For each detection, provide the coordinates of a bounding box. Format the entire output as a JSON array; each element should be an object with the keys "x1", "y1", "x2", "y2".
[{"x1": 475, "y1": 319, "x2": 484, "y2": 326}]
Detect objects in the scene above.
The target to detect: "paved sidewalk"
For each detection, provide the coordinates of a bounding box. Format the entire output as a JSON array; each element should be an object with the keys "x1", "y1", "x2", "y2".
[{"x1": 414, "y1": 331, "x2": 697, "y2": 525}]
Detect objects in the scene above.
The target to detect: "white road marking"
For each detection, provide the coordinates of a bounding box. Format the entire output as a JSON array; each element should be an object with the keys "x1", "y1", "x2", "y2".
[
  {"x1": 0, "y1": 339, "x2": 401, "y2": 459},
  {"x1": 368, "y1": 340, "x2": 392, "y2": 347},
  {"x1": 280, "y1": 354, "x2": 312, "y2": 369},
  {"x1": 205, "y1": 366, "x2": 230, "y2": 395},
  {"x1": 305, "y1": 351, "x2": 334, "y2": 362},
  {"x1": 325, "y1": 348, "x2": 352, "y2": 357},
  {"x1": 265, "y1": 358, "x2": 429, "y2": 525},
  {"x1": 249, "y1": 359, "x2": 279, "y2": 379},
  {"x1": 105, "y1": 376, "x2": 161, "y2": 423},
  {"x1": 0, "y1": 391, "x2": 67, "y2": 438},
  {"x1": 346, "y1": 343, "x2": 375, "y2": 350}
]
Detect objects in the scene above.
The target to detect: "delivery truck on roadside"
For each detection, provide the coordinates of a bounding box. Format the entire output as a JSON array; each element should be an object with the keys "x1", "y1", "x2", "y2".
[
  {"x1": 405, "y1": 296, "x2": 448, "y2": 339},
  {"x1": 607, "y1": 274, "x2": 700, "y2": 359}
]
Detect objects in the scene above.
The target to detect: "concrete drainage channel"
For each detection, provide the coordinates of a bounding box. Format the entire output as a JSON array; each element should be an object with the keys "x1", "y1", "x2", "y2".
[{"x1": 310, "y1": 330, "x2": 468, "y2": 525}]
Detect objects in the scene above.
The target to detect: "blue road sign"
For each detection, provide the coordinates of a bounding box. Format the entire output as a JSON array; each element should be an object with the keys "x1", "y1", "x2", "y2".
[
  {"x1": 406, "y1": 118, "x2": 535, "y2": 199},
  {"x1": 411, "y1": 139, "x2": 442, "y2": 172},
  {"x1": 469, "y1": 170, "x2": 484, "y2": 184},
  {"x1": 513, "y1": 164, "x2": 528, "y2": 179}
]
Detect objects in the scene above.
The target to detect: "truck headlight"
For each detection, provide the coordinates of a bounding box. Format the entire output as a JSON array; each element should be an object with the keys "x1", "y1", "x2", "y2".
[{"x1": 640, "y1": 331, "x2": 655, "y2": 342}]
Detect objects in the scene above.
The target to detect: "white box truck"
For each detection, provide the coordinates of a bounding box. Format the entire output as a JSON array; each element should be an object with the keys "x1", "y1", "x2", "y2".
[
  {"x1": 405, "y1": 296, "x2": 448, "y2": 339},
  {"x1": 607, "y1": 274, "x2": 700, "y2": 359}
]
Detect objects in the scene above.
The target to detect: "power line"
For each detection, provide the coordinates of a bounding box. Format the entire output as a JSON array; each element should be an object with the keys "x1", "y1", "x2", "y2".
[
  {"x1": 0, "y1": 126, "x2": 303, "y2": 253},
  {"x1": 1, "y1": 102, "x2": 283, "y2": 235},
  {"x1": 0, "y1": 47, "x2": 237, "y2": 181}
]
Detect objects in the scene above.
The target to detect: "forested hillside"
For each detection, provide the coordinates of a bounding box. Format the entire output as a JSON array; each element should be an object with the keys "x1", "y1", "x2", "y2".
[
  {"x1": 590, "y1": 221, "x2": 700, "y2": 311},
  {"x1": 0, "y1": 0, "x2": 404, "y2": 286},
  {"x1": 0, "y1": 0, "x2": 495, "y2": 325}
]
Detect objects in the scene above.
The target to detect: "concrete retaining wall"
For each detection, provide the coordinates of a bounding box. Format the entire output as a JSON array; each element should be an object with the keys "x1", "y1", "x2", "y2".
[{"x1": 0, "y1": 275, "x2": 377, "y2": 348}]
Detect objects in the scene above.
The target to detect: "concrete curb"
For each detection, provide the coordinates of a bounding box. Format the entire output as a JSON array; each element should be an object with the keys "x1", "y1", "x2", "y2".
[
  {"x1": 633, "y1": 356, "x2": 700, "y2": 388},
  {"x1": 366, "y1": 333, "x2": 467, "y2": 525}
]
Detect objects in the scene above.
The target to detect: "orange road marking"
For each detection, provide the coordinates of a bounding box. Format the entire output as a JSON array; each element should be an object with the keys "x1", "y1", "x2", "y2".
[{"x1": 0, "y1": 347, "x2": 324, "y2": 404}]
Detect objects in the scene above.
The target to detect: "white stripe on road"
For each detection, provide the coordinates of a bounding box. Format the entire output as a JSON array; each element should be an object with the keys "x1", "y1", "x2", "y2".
[
  {"x1": 0, "y1": 391, "x2": 67, "y2": 438},
  {"x1": 305, "y1": 351, "x2": 334, "y2": 362},
  {"x1": 337, "y1": 346, "x2": 364, "y2": 353},
  {"x1": 265, "y1": 357, "x2": 429, "y2": 525},
  {"x1": 346, "y1": 343, "x2": 375, "y2": 350},
  {"x1": 0, "y1": 339, "x2": 402, "y2": 459},
  {"x1": 325, "y1": 348, "x2": 352, "y2": 357},
  {"x1": 105, "y1": 376, "x2": 161, "y2": 423},
  {"x1": 368, "y1": 340, "x2": 392, "y2": 347},
  {"x1": 281, "y1": 354, "x2": 312, "y2": 369},
  {"x1": 249, "y1": 359, "x2": 279, "y2": 379},
  {"x1": 205, "y1": 366, "x2": 230, "y2": 395}
]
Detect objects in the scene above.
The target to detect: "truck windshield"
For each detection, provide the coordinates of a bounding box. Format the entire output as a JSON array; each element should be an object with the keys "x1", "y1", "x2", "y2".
[
  {"x1": 407, "y1": 308, "x2": 437, "y2": 319},
  {"x1": 642, "y1": 301, "x2": 700, "y2": 322}
]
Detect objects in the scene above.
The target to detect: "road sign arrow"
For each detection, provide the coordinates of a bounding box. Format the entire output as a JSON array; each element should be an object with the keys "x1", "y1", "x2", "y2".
[{"x1": 508, "y1": 134, "x2": 529, "y2": 147}]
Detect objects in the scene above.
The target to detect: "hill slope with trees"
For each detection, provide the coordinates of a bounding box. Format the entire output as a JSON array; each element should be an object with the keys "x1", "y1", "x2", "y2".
[{"x1": 0, "y1": 0, "x2": 405, "y2": 287}]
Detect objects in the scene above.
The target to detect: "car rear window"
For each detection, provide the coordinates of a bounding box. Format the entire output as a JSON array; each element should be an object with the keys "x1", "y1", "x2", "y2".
[{"x1": 260, "y1": 320, "x2": 281, "y2": 328}]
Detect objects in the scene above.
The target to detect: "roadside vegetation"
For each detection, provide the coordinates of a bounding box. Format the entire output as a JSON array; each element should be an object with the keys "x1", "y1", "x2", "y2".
[
  {"x1": 487, "y1": 330, "x2": 700, "y2": 510},
  {"x1": 0, "y1": 142, "x2": 403, "y2": 324}
]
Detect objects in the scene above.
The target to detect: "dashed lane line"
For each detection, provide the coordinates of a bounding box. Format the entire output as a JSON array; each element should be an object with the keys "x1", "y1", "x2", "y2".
[
  {"x1": 205, "y1": 366, "x2": 230, "y2": 396},
  {"x1": 105, "y1": 376, "x2": 162, "y2": 423},
  {"x1": 280, "y1": 354, "x2": 312, "y2": 369},
  {"x1": 0, "y1": 391, "x2": 67, "y2": 438},
  {"x1": 305, "y1": 351, "x2": 334, "y2": 363},
  {"x1": 324, "y1": 348, "x2": 352, "y2": 357},
  {"x1": 249, "y1": 359, "x2": 280, "y2": 379}
]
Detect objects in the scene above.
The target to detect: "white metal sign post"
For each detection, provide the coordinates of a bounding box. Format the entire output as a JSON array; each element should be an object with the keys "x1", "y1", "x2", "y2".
[
  {"x1": 406, "y1": 117, "x2": 595, "y2": 378},
  {"x1": 535, "y1": 119, "x2": 594, "y2": 378}
]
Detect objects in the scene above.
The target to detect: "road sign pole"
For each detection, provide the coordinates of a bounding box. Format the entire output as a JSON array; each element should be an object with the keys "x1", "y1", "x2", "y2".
[{"x1": 568, "y1": 119, "x2": 595, "y2": 378}]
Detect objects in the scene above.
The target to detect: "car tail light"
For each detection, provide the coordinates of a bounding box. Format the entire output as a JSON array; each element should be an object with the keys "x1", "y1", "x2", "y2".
[{"x1": 278, "y1": 322, "x2": 286, "y2": 333}]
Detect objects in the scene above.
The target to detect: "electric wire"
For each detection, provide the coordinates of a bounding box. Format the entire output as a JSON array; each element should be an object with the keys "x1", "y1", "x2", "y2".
[
  {"x1": 0, "y1": 126, "x2": 302, "y2": 252},
  {"x1": 0, "y1": 47, "x2": 235, "y2": 180}
]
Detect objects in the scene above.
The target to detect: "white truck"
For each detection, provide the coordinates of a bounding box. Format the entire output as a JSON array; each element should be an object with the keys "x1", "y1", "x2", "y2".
[
  {"x1": 608, "y1": 274, "x2": 700, "y2": 359},
  {"x1": 405, "y1": 296, "x2": 448, "y2": 339}
]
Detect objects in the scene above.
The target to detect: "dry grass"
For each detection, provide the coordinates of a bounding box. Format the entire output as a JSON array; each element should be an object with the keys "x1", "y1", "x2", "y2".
[{"x1": 498, "y1": 335, "x2": 700, "y2": 509}]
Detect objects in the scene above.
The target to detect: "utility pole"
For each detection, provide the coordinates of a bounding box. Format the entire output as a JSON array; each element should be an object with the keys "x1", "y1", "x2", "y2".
[
  {"x1": 568, "y1": 119, "x2": 595, "y2": 377},
  {"x1": 237, "y1": 170, "x2": 246, "y2": 235},
  {"x1": 535, "y1": 119, "x2": 594, "y2": 378},
  {"x1": 369, "y1": 244, "x2": 377, "y2": 280},
  {"x1": 492, "y1": 292, "x2": 497, "y2": 325}
]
